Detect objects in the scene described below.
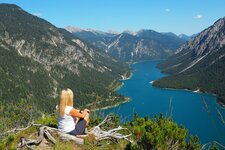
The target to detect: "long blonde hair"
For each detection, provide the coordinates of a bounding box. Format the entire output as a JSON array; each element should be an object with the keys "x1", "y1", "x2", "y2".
[
  {"x1": 58, "y1": 90, "x2": 69, "y2": 117},
  {"x1": 67, "y1": 88, "x2": 74, "y2": 107}
]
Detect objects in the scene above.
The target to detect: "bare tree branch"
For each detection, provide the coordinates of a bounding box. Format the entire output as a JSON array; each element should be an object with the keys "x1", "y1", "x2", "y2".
[{"x1": 16, "y1": 115, "x2": 132, "y2": 149}]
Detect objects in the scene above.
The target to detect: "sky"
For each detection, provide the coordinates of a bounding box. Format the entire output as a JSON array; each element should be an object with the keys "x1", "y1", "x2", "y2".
[{"x1": 1, "y1": 0, "x2": 225, "y2": 35}]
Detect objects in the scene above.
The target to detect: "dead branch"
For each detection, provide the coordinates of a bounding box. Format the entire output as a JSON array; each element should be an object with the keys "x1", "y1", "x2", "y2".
[
  {"x1": 90, "y1": 115, "x2": 132, "y2": 143},
  {"x1": 201, "y1": 96, "x2": 210, "y2": 113},
  {"x1": 201, "y1": 141, "x2": 225, "y2": 150},
  {"x1": 216, "y1": 108, "x2": 225, "y2": 126},
  {"x1": 17, "y1": 125, "x2": 84, "y2": 149},
  {"x1": 59, "y1": 133, "x2": 84, "y2": 144},
  {"x1": 167, "y1": 97, "x2": 173, "y2": 118},
  {"x1": 6, "y1": 122, "x2": 35, "y2": 135},
  {"x1": 16, "y1": 115, "x2": 132, "y2": 149}
]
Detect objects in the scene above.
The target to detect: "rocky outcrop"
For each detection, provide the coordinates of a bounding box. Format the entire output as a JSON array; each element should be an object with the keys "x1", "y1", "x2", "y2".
[
  {"x1": 158, "y1": 16, "x2": 225, "y2": 74},
  {"x1": 176, "y1": 17, "x2": 225, "y2": 56}
]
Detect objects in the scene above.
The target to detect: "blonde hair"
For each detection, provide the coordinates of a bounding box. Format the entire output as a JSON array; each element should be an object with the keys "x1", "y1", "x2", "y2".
[
  {"x1": 58, "y1": 90, "x2": 69, "y2": 117},
  {"x1": 67, "y1": 88, "x2": 74, "y2": 107}
]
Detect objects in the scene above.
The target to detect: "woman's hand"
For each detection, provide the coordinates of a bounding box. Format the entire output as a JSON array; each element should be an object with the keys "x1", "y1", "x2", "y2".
[{"x1": 84, "y1": 108, "x2": 90, "y2": 114}]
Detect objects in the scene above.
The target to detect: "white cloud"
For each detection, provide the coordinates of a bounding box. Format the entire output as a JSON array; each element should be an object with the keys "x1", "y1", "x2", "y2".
[
  {"x1": 194, "y1": 14, "x2": 203, "y2": 19},
  {"x1": 33, "y1": 13, "x2": 42, "y2": 17},
  {"x1": 165, "y1": 9, "x2": 171, "y2": 12}
]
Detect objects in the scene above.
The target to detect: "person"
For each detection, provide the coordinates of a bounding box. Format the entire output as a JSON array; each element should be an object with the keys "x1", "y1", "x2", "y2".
[
  {"x1": 67, "y1": 88, "x2": 90, "y2": 126},
  {"x1": 56, "y1": 89, "x2": 90, "y2": 135}
]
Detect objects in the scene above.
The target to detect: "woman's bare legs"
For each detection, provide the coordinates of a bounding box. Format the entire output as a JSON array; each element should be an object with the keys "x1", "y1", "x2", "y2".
[{"x1": 84, "y1": 113, "x2": 90, "y2": 126}]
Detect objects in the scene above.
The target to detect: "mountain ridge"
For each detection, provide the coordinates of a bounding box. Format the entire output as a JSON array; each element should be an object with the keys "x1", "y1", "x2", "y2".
[{"x1": 66, "y1": 26, "x2": 187, "y2": 62}]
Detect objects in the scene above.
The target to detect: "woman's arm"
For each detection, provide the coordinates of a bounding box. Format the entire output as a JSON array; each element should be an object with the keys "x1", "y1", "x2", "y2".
[{"x1": 69, "y1": 108, "x2": 88, "y2": 118}]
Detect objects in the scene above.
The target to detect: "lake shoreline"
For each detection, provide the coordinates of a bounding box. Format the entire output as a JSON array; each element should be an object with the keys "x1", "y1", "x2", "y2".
[
  {"x1": 150, "y1": 81, "x2": 210, "y2": 95},
  {"x1": 92, "y1": 97, "x2": 131, "y2": 111},
  {"x1": 151, "y1": 82, "x2": 225, "y2": 108},
  {"x1": 96, "y1": 61, "x2": 154, "y2": 111},
  {"x1": 94, "y1": 69, "x2": 133, "y2": 111}
]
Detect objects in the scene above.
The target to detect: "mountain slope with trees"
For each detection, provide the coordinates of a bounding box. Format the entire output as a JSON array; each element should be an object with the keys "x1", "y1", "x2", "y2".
[
  {"x1": 0, "y1": 4, "x2": 129, "y2": 132},
  {"x1": 153, "y1": 16, "x2": 225, "y2": 106}
]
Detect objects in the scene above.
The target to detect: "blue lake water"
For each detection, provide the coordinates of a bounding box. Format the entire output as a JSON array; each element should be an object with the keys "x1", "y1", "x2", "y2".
[{"x1": 100, "y1": 60, "x2": 225, "y2": 145}]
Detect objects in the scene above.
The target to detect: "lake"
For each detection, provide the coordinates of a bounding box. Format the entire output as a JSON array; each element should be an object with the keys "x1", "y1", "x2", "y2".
[{"x1": 100, "y1": 60, "x2": 225, "y2": 145}]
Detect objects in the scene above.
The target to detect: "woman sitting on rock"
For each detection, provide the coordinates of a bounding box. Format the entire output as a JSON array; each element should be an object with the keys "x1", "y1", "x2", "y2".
[{"x1": 56, "y1": 89, "x2": 90, "y2": 135}]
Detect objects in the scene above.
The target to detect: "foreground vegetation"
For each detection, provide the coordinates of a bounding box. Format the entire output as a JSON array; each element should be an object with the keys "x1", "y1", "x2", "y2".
[{"x1": 0, "y1": 113, "x2": 220, "y2": 150}]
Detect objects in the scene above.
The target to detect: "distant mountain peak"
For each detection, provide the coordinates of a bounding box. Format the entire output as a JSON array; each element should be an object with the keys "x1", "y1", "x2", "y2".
[
  {"x1": 66, "y1": 26, "x2": 186, "y2": 62},
  {"x1": 65, "y1": 26, "x2": 83, "y2": 33},
  {"x1": 107, "y1": 29, "x2": 120, "y2": 34},
  {"x1": 136, "y1": 29, "x2": 157, "y2": 34},
  {"x1": 178, "y1": 34, "x2": 191, "y2": 41},
  {"x1": 122, "y1": 30, "x2": 136, "y2": 35},
  {"x1": 162, "y1": 32, "x2": 178, "y2": 36}
]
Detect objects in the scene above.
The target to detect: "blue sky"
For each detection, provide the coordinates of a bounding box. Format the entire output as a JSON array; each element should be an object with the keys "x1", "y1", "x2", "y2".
[{"x1": 1, "y1": 0, "x2": 225, "y2": 35}]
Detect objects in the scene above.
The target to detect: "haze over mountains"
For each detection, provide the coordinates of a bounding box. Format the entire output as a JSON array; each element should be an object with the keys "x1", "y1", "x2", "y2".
[
  {"x1": 154, "y1": 16, "x2": 225, "y2": 105},
  {"x1": 66, "y1": 26, "x2": 190, "y2": 62}
]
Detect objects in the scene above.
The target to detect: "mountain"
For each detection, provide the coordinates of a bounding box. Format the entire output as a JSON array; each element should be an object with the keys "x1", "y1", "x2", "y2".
[
  {"x1": 0, "y1": 4, "x2": 128, "y2": 130},
  {"x1": 66, "y1": 27, "x2": 186, "y2": 62},
  {"x1": 65, "y1": 26, "x2": 116, "y2": 52},
  {"x1": 178, "y1": 33, "x2": 199, "y2": 41},
  {"x1": 178, "y1": 34, "x2": 191, "y2": 41},
  {"x1": 153, "y1": 17, "x2": 225, "y2": 106}
]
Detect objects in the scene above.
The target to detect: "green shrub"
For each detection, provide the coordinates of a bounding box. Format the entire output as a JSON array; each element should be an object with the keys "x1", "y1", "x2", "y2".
[
  {"x1": 125, "y1": 114, "x2": 199, "y2": 150},
  {"x1": 36, "y1": 113, "x2": 58, "y2": 128}
]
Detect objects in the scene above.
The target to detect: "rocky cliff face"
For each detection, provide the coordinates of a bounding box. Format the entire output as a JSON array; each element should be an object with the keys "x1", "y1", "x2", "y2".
[
  {"x1": 0, "y1": 5, "x2": 112, "y2": 75},
  {"x1": 158, "y1": 17, "x2": 225, "y2": 74},
  {"x1": 66, "y1": 27, "x2": 186, "y2": 62},
  {"x1": 66, "y1": 26, "x2": 116, "y2": 52},
  {"x1": 176, "y1": 18, "x2": 225, "y2": 57}
]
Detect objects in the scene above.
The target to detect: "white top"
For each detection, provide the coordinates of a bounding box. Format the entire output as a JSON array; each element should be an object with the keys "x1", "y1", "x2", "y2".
[{"x1": 56, "y1": 105, "x2": 75, "y2": 133}]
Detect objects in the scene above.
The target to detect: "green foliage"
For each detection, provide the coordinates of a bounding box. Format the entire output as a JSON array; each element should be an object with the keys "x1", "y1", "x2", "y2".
[
  {"x1": 0, "y1": 126, "x2": 37, "y2": 149},
  {"x1": 36, "y1": 113, "x2": 58, "y2": 128},
  {"x1": 0, "y1": 98, "x2": 42, "y2": 135},
  {"x1": 0, "y1": 113, "x2": 206, "y2": 150},
  {"x1": 210, "y1": 142, "x2": 219, "y2": 150},
  {"x1": 0, "y1": 134, "x2": 16, "y2": 150},
  {"x1": 125, "y1": 114, "x2": 200, "y2": 150},
  {"x1": 5, "y1": 134, "x2": 15, "y2": 148},
  {"x1": 187, "y1": 135, "x2": 201, "y2": 150}
]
